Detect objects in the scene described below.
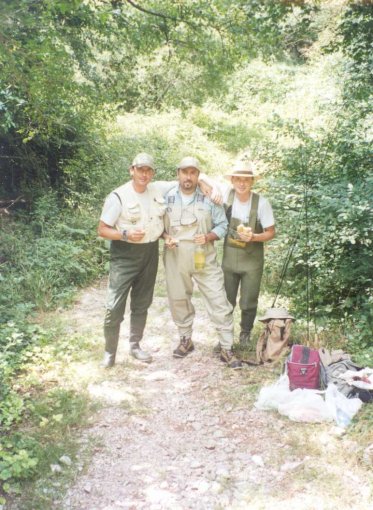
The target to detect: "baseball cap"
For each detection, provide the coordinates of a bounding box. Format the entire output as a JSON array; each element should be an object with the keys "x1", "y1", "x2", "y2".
[
  {"x1": 178, "y1": 156, "x2": 201, "y2": 171},
  {"x1": 132, "y1": 153, "x2": 155, "y2": 170}
]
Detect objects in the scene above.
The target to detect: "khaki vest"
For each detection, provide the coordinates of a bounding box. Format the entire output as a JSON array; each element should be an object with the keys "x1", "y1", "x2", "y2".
[
  {"x1": 113, "y1": 182, "x2": 166, "y2": 243},
  {"x1": 164, "y1": 189, "x2": 212, "y2": 241}
]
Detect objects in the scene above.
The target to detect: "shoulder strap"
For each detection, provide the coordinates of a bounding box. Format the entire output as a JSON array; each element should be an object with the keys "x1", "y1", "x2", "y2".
[
  {"x1": 112, "y1": 192, "x2": 122, "y2": 205},
  {"x1": 224, "y1": 188, "x2": 235, "y2": 219},
  {"x1": 248, "y1": 192, "x2": 259, "y2": 231}
]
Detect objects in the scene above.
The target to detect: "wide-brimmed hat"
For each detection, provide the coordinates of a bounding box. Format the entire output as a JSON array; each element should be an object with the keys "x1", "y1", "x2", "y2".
[
  {"x1": 178, "y1": 156, "x2": 201, "y2": 171},
  {"x1": 224, "y1": 160, "x2": 258, "y2": 179},
  {"x1": 131, "y1": 152, "x2": 155, "y2": 170},
  {"x1": 258, "y1": 307, "x2": 295, "y2": 322}
]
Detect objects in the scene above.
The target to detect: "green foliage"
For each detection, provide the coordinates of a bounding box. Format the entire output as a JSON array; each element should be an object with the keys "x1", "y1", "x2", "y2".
[
  {"x1": 0, "y1": 195, "x2": 108, "y2": 322},
  {"x1": 0, "y1": 0, "x2": 372, "y2": 500},
  {"x1": 0, "y1": 320, "x2": 90, "y2": 499}
]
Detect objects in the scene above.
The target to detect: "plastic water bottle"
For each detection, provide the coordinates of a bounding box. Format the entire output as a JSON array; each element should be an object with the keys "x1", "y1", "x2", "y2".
[{"x1": 194, "y1": 245, "x2": 205, "y2": 270}]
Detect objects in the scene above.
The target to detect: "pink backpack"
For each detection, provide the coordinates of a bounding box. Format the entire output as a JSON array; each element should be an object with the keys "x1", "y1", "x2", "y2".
[{"x1": 287, "y1": 345, "x2": 323, "y2": 390}]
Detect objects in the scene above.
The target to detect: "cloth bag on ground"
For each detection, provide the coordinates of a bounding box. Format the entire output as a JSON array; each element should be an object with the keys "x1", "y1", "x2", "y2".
[{"x1": 256, "y1": 308, "x2": 294, "y2": 363}]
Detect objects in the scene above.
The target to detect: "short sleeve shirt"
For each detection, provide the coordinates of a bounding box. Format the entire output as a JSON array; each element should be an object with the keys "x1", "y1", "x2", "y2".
[{"x1": 100, "y1": 181, "x2": 176, "y2": 226}]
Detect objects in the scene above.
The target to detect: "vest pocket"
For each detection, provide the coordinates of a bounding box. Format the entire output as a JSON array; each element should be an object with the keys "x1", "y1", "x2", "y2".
[
  {"x1": 126, "y1": 203, "x2": 141, "y2": 223},
  {"x1": 153, "y1": 196, "x2": 167, "y2": 217}
]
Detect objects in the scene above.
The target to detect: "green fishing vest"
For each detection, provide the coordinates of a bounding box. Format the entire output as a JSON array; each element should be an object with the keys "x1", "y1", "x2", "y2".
[{"x1": 224, "y1": 190, "x2": 264, "y2": 257}]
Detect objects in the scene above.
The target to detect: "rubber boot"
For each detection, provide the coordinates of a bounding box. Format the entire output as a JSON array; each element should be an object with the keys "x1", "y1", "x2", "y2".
[
  {"x1": 130, "y1": 343, "x2": 152, "y2": 363},
  {"x1": 129, "y1": 314, "x2": 152, "y2": 362},
  {"x1": 101, "y1": 351, "x2": 116, "y2": 368},
  {"x1": 239, "y1": 330, "x2": 251, "y2": 346}
]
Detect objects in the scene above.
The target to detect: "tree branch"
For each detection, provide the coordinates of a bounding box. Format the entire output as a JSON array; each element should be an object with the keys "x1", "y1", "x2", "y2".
[
  {"x1": 125, "y1": 0, "x2": 178, "y2": 22},
  {"x1": 124, "y1": 0, "x2": 198, "y2": 29}
]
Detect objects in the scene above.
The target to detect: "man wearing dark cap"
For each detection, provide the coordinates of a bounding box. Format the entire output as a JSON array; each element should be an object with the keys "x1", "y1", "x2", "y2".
[{"x1": 98, "y1": 153, "x2": 172, "y2": 367}]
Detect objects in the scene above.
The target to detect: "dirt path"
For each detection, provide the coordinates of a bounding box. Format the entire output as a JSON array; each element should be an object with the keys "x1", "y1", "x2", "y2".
[{"x1": 58, "y1": 278, "x2": 372, "y2": 510}]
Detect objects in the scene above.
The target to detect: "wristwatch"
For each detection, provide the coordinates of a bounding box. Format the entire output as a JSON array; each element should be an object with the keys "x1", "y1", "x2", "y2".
[{"x1": 122, "y1": 229, "x2": 128, "y2": 241}]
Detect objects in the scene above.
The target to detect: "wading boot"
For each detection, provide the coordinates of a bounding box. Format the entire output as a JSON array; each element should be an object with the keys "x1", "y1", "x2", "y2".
[
  {"x1": 130, "y1": 343, "x2": 152, "y2": 363},
  {"x1": 220, "y1": 348, "x2": 242, "y2": 369},
  {"x1": 173, "y1": 337, "x2": 194, "y2": 358},
  {"x1": 101, "y1": 351, "x2": 116, "y2": 368},
  {"x1": 213, "y1": 342, "x2": 221, "y2": 355}
]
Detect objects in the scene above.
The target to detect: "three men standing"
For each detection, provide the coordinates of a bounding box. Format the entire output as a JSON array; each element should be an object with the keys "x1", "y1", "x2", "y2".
[{"x1": 97, "y1": 153, "x2": 273, "y2": 369}]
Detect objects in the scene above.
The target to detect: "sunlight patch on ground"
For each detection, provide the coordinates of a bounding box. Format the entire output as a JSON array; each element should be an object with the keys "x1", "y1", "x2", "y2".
[{"x1": 87, "y1": 381, "x2": 136, "y2": 404}]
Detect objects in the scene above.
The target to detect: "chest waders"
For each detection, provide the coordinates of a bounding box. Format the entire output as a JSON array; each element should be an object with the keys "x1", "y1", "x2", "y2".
[
  {"x1": 163, "y1": 190, "x2": 234, "y2": 350},
  {"x1": 103, "y1": 238, "x2": 159, "y2": 363},
  {"x1": 222, "y1": 191, "x2": 264, "y2": 344}
]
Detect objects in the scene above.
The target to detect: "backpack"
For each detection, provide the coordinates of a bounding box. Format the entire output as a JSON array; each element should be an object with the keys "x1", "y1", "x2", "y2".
[
  {"x1": 286, "y1": 344, "x2": 326, "y2": 391},
  {"x1": 326, "y1": 360, "x2": 373, "y2": 403},
  {"x1": 256, "y1": 317, "x2": 293, "y2": 363}
]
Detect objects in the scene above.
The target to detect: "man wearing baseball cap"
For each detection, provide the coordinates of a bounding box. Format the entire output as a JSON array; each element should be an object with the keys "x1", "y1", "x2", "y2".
[
  {"x1": 162, "y1": 156, "x2": 242, "y2": 369},
  {"x1": 98, "y1": 153, "x2": 175, "y2": 367}
]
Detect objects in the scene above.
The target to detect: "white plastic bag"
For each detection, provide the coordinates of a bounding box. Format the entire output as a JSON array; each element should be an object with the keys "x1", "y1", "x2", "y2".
[
  {"x1": 278, "y1": 389, "x2": 333, "y2": 423},
  {"x1": 254, "y1": 374, "x2": 291, "y2": 410},
  {"x1": 325, "y1": 383, "x2": 363, "y2": 427},
  {"x1": 255, "y1": 375, "x2": 332, "y2": 422}
]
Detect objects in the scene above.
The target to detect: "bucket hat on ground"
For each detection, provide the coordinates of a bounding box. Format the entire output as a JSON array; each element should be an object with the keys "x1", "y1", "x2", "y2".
[{"x1": 258, "y1": 307, "x2": 295, "y2": 322}]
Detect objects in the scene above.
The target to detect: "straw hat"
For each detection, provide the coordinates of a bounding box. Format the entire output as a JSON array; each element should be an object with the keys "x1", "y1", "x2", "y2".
[
  {"x1": 224, "y1": 160, "x2": 258, "y2": 179},
  {"x1": 258, "y1": 308, "x2": 295, "y2": 322}
]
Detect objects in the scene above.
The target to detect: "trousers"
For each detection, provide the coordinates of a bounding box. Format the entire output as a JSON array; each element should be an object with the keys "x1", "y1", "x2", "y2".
[
  {"x1": 104, "y1": 240, "x2": 159, "y2": 354},
  {"x1": 222, "y1": 243, "x2": 264, "y2": 335},
  {"x1": 164, "y1": 241, "x2": 234, "y2": 349}
]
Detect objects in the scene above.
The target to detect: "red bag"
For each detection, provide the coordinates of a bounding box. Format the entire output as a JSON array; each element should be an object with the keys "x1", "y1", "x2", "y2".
[{"x1": 287, "y1": 345, "x2": 321, "y2": 390}]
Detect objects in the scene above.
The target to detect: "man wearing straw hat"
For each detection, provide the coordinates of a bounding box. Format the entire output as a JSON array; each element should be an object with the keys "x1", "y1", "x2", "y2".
[{"x1": 221, "y1": 160, "x2": 275, "y2": 348}]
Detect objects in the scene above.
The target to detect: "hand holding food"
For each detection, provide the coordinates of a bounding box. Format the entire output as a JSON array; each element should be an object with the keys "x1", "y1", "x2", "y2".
[{"x1": 237, "y1": 224, "x2": 253, "y2": 242}]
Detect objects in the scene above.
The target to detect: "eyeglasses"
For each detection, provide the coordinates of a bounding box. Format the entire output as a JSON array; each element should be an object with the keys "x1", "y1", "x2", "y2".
[{"x1": 180, "y1": 209, "x2": 198, "y2": 226}]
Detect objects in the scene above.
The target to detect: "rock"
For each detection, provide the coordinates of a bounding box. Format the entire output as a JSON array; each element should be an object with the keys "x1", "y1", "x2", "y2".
[
  {"x1": 204, "y1": 441, "x2": 216, "y2": 450},
  {"x1": 191, "y1": 422, "x2": 203, "y2": 431},
  {"x1": 193, "y1": 480, "x2": 210, "y2": 493},
  {"x1": 59, "y1": 455, "x2": 72, "y2": 466},
  {"x1": 50, "y1": 464, "x2": 62, "y2": 474},
  {"x1": 190, "y1": 460, "x2": 203, "y2": 469},
  {"x1": 363, "y1": 443, "x2": 373, "y2": 467},
  {"x1": 83, "y1": 484, "x2": 92, "y2": 493},
  {"x1": 251, "y1": 455, "x2": 265, "y2": 467},
  {"x1": 330, "y1": 426, "x2": 346, "y2": 436},
  {"x1": 215, "y1": 465, "x2": 229, "y2": 478},
  {"x1": 210, "y1": 481, "x2": 221, "y2": 494},
  {"x1": 280, "y1": 460, "x2": 303, "y2": 472}
]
